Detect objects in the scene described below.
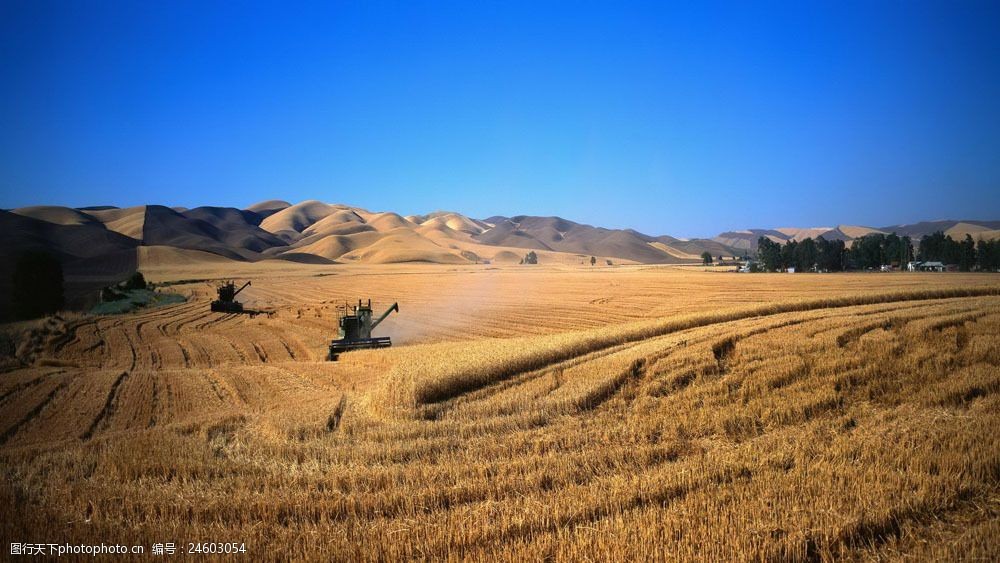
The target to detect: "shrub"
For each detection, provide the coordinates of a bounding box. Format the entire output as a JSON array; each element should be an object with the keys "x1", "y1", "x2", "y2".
[{"x1": 123, "y1": 271, "x2": 147, "y2": 290}]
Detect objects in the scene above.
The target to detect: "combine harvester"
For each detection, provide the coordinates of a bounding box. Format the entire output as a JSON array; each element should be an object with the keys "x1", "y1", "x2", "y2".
[
  {"x1": 210, "y1": 280, "x2": 272, "y2": 317},
  {"x1": 327, "y1": 299, "x2": 399, "y2": 361}
]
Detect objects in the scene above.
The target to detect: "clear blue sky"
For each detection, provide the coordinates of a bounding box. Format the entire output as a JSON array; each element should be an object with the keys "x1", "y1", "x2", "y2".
[{"x1": 1, "y1": 1, "x2": 998, "y2": 238}]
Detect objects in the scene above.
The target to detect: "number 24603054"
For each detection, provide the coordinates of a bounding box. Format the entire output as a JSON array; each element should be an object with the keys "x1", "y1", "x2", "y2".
[{"x1": 187, "y1": 543, "x2": 247, "y2": 554}]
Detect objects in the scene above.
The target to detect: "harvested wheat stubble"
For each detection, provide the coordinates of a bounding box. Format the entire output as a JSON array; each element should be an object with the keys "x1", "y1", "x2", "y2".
[{"x1": 1, "y1": 266, "x2": 998, "y2": 561}]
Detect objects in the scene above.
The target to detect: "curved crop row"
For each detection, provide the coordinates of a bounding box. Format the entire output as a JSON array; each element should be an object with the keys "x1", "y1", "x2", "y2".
[{"x1": 380, "y1": 286, "x2": 1000, "y2": 410}]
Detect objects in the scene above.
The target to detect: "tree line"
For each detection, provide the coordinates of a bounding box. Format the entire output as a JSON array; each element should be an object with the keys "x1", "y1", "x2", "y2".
[
  {"x1": 754, "y1": 231, "x2": 1000, "y2": 272},
  {"x1": 756, "y1": 236, "x2": 848, "y2": 272}
]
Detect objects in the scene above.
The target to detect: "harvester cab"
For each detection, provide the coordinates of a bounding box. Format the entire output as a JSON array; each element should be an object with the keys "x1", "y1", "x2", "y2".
[
  {"x1": 327, "y1": 299, "x2": 399, "y2": 361},
  {"x1": 211, "y1": 280, "x2": 251, "y2": 313}
]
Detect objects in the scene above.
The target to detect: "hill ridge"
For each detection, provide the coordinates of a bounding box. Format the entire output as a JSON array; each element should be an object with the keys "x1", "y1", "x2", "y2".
[{"x1": 8, "y1": 201, "x2": 999, "y2": 267}]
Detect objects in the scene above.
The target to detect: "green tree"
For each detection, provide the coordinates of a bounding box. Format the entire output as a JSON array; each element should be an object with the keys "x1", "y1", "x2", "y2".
[
  {"x1": 816, "y1": 236, "x2": 844, "y2": 272},
  {"x1": 590, "y1": 256, "x2": 596, "y2": 266},
  {"x1": 795, "y1": 237, "x2": 817, "y2": 272},
  {"x1": 701, "y1": 251, "x2": 713, "y2": 266},
  {"x1": 977, "y1": 239, "x2": 999, "y2": 271},
  {"x1": 900, "y1": 235, "x2": 913, "y2": 265},
  {"x1": 959, "y1": 234, "x2": 977, "y2": 271},
  {"x1": 918, "y1": 231, "x2": 961, "y2": 263},
  {"x1": 850, "y1": 234, "x2": 888, "y2": 269},
  {"x1": 12, "y1": 251, "x2": 64, "y2": 320},
  {"x1": 523, "y1": 251, "x2": 538, "y2": 265},
  {"x1": 885, "y1": 233, "x2": 900, "y2": 265},
  {"x1": 757, "y1": 237, "x2": 782, "y2": 272},
  {"x1": 780, "y1": 240, "x2": 798, "y2": 270}
]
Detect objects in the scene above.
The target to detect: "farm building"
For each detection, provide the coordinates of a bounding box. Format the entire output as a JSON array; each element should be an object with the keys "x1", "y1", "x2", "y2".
[{"x1": 907, "y1": 261, "x2": 946, "y2": 272}]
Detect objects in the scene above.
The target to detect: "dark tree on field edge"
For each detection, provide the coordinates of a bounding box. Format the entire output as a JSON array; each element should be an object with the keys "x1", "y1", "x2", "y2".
[
  {"x1": 523, "y1": 251, "x2": 538, "y2": 265},
  {"x1": 757, "y1": 237, "x2": 782, "y2": 272},
  {"x1": 917, "y1": 231, "x2": 978, "y2": 271},
  {"x1": 124, "y1": 271, "x2": 147, "y2": 290},
  {"x1": 758, "y1": 236, "x2": 846, "y2": 272},
  {"x1": 977, "y1": 239, "x2": 1000, "y2": 271},
  {"x1": 701, "y1": 251, "x2": 713, "y2": 266},
  {"x1": 12, "y1": 251, "x2": 64, "y2": 319}
]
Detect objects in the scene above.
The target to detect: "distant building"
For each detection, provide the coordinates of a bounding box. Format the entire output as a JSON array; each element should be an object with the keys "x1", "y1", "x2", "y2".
[{"x1": 909, "y1": 261, "x2": 945, "y2": 272}]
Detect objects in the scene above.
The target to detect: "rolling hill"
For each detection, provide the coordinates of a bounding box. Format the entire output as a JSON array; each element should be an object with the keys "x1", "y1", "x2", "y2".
[
  {"x1": 6, "y1": 201, "x2": 1000, "y2": 276},
  {"x1": 1, "y1": 209, "x2": 140, "y2": 317}
]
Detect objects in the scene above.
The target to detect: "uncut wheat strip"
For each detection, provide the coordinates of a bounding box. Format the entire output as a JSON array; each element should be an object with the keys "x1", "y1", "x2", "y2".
[{"x1": 383, "y1": 290, "x2": 1000, "y2": 410}]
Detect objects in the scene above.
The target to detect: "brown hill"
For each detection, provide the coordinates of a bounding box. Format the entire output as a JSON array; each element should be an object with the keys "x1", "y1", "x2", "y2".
[
  {"x1": 245, "y1": 199, "x2": 291, "y2": 220},
  {"x1": 137, "y1": 205, "x2": 264, "y2": 260},
  {"x1": 364, "y1": 212, "x2": 416, "y2": 232},
  {"x1": 409, "y1": 212, "x2": 489, "y2": 234},
  {"x1": 85, "y1": 206, "x2": 147, "y2": 239},
  {"x1": 0, "y1": 210, "x2": 139, "y2": 318},
  {"x1": 138, "y1": 245, "x2": 235, "y2": 268},
  {"x1": 835, "y1": 225, "x2": 886, "y2": 239},
  {"x1": 10, "y1": 200, "x2": 998, "y2": 274},
  {"x1": 712, "y1": 225, "x2": 888, "y2": 252},
  {"x1": 339, "y1": 231, "x2": 468, "y2": 264},
  {"x1": 259, "y1": 200, "x2": 342, "y2": 237},
  {"x1": 943, "y1": 222, "x2": 1000, "y2": 241},
  {"x1": 12, "y1": 206, "x2": 101, "y2": 226},
  {"x1": 287, "y1": 230, "x2": 384, "y2": 261},
  {"x1": 180, "y1": 206, "x2": 286, "y2": 253},
  {"x1": 878, "y1": 220, "x2": 1000, "y2": 240},
  {"x1": 301, "y1": 210, "x2": 369, "y2": 237},
  {"x1": 476, "y1": 216, "x2": 729, "y2": 263}
]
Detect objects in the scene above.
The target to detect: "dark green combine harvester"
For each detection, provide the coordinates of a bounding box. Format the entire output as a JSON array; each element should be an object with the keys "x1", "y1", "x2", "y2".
[
  {"x1": 211, "y1": 280, "x2": 251, "y2": 313},
  {"x1": 327, "y1": 299, "x2": 399, "y2": 361}
]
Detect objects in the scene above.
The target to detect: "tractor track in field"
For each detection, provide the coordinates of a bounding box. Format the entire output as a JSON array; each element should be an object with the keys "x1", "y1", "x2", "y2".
[
  {"x1": 222, "y1": 337, "x2": 250, "y2": 365},
  {"x1": 205, "y1": 370, "x2": 230, "y2": 404},
  {"x1": 829, "y1": 305, "x2": 980, "y2": 348},
  {"x1": 416, "y1": 293, "x2": 1000, "y2": 422},
  {"x1": 148, "y1": 372, "x2": 160, "y2": 428},
  {"x1": 178, "y1": 338, "x2": 212, "y2": 369},
  {"x1": 923, "y1": 310, "x2": 990, "y2": 333},
  {"x1": 252, "y1": 343, "x2": 268, "y2": 363},
  {"x1": 710, "y1": 317, "x2": 815, "y2": 374},
  {"x1": 80, "y1": 371, "x2": 130, "y2": 440},
  {"x1": 193, "y1": 313, "x2": 238, "y2": 330},
  {"x1": 434, "y1": 313, "x2": 823, "y2": 423},
  {"x1": 280, "y1": 339, "x2": 298, "y2": 360},
  {"x1": 48, "y1": 320, "x2": 84, "y2": 353},
  {"x1": 160, "y1": 310, "x2": 211, "y2": 336},
  {"x1": 0, "y1": 371, "x2": 61, "y2": 406},
  {"x1": 419, "y1": 340, "x2": 645, "y2": 420},
  {"x1": 176, "y1": 340, "x2": 193, "y2": 368},
  {"x1": 0, "y1": 379, "x2": 70, "y2": 446}
]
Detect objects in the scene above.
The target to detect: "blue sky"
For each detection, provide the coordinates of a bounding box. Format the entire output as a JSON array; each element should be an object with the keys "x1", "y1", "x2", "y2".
[{"x1": 1, "y1": 1, "x2": 998, "y2": 238}]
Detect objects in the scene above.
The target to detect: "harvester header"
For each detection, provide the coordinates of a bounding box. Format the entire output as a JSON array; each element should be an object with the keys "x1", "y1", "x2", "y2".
[{"x1": 327, "y1": 299, "x2": 399, "y2": 361}]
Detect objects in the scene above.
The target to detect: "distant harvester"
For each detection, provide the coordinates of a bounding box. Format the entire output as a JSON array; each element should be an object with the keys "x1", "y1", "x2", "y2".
[
  {"x1": 327, "y1": 300, "x2": 399, "y2": 361},
  {"x1": 211, "y1": 280, "x2": 251, "y2": 313}
]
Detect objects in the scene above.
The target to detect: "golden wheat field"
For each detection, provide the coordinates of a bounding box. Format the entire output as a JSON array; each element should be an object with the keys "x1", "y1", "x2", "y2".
[{"x1": 2, "y1": 265, "x2": 999, "y2": 561}]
